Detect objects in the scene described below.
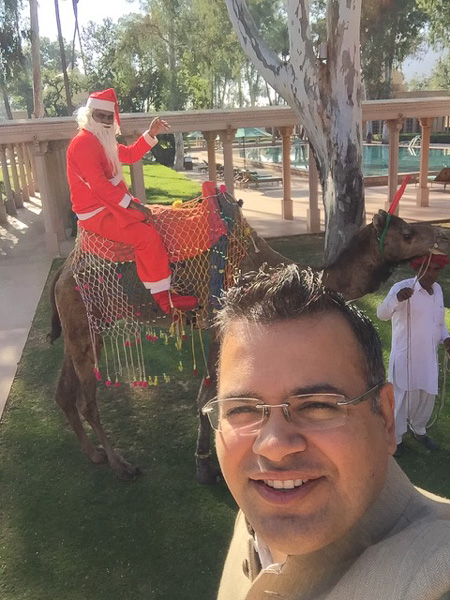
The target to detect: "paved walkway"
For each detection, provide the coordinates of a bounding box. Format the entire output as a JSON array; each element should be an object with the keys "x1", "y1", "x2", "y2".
[{"x1": 1, "y1": 174, "x2": 449, "y2": 418}]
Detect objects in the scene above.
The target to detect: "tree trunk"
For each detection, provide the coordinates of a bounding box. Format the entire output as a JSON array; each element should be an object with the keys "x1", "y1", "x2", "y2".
[
  {"x1": 0, "y1": 81, "x2": 13, "y2": 119},
  {"x1": 225, "y1": 0, "x2": 364, "y2": 263},
  {"x1": 29, "y1": 0, "x2": 45, "y2": 118},
  {"x1": 173, "y1": 132, "x2": 185, "y2": 171},
  {"x1": 54, "y1": 0, "x2": 74, "y2": 115}
]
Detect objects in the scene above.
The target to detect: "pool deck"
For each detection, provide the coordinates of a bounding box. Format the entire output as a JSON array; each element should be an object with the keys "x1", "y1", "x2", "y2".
[{"x1": 1, "y1": 171, "x2": 449, "y2": 419}]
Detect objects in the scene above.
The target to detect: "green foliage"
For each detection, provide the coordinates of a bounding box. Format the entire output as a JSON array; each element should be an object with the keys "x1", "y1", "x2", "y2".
[
  {"x1": 8, "y1": 37, "x2": 85, "y2": 116},
  {"x1": 417, "y1": 0, "x2": 450, "y2": 43},
  {"x1": 361, "y1": 0, "x2": 428, "y2": 99}
]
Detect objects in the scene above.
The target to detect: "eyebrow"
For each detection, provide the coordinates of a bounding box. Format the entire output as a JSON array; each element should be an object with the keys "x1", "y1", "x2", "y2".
[{"x1": 219, "y1": 383, "x2": 346, "y2": 401}]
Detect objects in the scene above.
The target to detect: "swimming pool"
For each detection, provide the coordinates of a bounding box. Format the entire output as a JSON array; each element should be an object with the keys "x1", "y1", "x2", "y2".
[{"x1": 243, "y1": 143, "x2": 450, "y2": 176}]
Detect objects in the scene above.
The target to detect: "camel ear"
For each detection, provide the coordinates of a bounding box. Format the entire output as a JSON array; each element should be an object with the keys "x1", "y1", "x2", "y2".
[{"x1": 372, "y1": 209, "x2": 388, "y2": 234}]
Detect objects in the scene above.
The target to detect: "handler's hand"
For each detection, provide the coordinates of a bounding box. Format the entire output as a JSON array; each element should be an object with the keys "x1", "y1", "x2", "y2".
[
  {"x1": 148, "y1": 116, "x2": 170, "y2": 137},
  {"x1": 130, "y1": 199, "x2": 152, "y2": 222},
  {"x1": 397, "y1": 287, "x2": 414, "y2": 302}
]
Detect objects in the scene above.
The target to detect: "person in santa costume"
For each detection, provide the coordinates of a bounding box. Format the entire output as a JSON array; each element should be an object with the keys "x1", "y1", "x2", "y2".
[
  {"x1": 377, "y1": 253, "x2": 450, "y2": 456},
  {"x1": 67, "y1": 87, "x2": 197, "y2": 314}
]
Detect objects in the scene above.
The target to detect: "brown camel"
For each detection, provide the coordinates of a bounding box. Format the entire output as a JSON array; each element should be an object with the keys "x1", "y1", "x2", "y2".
[{"x1": 47, "y1": 193, "x2": 450, "y2": 481}]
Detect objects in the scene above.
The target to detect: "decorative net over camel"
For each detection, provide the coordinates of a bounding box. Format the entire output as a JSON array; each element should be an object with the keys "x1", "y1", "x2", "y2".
[{"x1": 71, "y1": 185, "x2": 249, "y2": 388}]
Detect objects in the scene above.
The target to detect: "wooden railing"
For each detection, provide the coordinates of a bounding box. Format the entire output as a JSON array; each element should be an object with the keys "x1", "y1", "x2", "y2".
[{"x1": 1, "y1": 98, "x2": 449, "y2": 254}]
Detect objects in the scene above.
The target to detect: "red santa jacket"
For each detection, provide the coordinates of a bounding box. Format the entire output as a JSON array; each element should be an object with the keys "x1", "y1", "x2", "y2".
[{"x1": 66, "y1": 129, "x2": 157, "y2": 228}]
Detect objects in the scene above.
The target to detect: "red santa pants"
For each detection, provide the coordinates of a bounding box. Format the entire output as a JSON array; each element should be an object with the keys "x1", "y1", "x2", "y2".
[{"x1": 80, "y1": 210, "x2": 171, "y2": 293}]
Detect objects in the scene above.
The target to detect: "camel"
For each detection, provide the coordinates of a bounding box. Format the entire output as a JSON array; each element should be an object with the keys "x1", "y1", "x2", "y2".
[{"x1": 47, "y1": 192, "x2": 450, "y2": 481}]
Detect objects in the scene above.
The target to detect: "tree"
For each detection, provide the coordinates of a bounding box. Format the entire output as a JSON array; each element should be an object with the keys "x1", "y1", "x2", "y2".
[
  {"x1": 0, "y1": 0, "x2": 27, "y2": 119},
  {"x1": 224, "y1": 0, "x2": 365, "y2": 261},
  {"x1": 361, "y1": 0, "x2": 428, "y2": 99},
  {"x1": 54, "y1": 0, "x2": 74, "y2": 114},
  {"x1": 417, "y1": 0, "x2": 450, "y2": 44}
]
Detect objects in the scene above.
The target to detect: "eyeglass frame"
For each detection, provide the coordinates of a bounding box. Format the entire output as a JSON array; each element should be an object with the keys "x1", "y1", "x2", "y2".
[{"x1": 201, "y1": 382, "x2": 385, "y2": 433}]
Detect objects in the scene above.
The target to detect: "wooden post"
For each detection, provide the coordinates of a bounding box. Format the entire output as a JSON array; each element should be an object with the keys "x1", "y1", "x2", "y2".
[
  {"x1": 0, "y1": 145, "x2": 17, "y2": 216},
  {"x1": 0, "y1": 185, "x2": 8, "y2": 225},
  {"x1": 385, "y1": 118, "x2": 404, "y2": 214},
  {"x1": 16, "y1": 143, "x2": 30, "y2": 203},
  {"x1": 279, "y1": 126, "x2": 293, "y2": 220},
  {"x1": 126, "y1": 136, "x2": 146, "y2": 202},
  {"x1": 7, "y1": 145, "x2": 24, "y2": 208},
  {"x1": 32, "y1": 141, "x2": 65, "y2": 254},
  {"x1": 28, "y1": 144, "x2": 38, "y2": 193},
  {"x1": 23, "y1": 144, "x2": 36, "y2": 196},
  {"x1": 416, "y1": 117, "x2": 433, "y2": 208},
  {"x1": 218, "y1": 127, "x2": 236, "y2": 195},
  {"x1": 307, "y1": 148, "x2": 321, "y2": 233},
  {"x1": 202, "y1": 131, "x2": 218, "y2": 184}
]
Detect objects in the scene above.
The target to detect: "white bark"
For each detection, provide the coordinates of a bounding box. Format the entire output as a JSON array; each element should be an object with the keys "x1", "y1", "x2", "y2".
[
  {"x1": 173, "y1": 132, "x2": 185, "y2": 171},
  {"x1": 30, "y1": 0, "x2": 45, "y2": 119},
  {"x1": 225, "y1": 0, "x2": 365, "y2": 262}
]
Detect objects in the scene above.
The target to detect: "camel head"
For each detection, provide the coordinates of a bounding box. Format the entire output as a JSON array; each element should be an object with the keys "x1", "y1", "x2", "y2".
[{"x1": 372, "y1": 210, "x2": 450, "y2": 264}]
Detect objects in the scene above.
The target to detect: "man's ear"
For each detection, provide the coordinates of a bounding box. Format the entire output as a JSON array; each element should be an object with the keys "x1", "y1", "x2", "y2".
[{"x1": 378, "y1": 383, "x2": 397, "y2": 454}]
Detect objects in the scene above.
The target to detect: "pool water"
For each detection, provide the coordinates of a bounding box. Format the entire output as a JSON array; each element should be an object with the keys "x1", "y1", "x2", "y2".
[{"x1": 244, "y1": 143, "x2": 450, "y2": 176}]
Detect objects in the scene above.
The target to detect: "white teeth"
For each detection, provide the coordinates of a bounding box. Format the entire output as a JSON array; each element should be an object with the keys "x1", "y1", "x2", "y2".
[{"x1": 264, "y1": 479, "x2": 308, "y2": 489}]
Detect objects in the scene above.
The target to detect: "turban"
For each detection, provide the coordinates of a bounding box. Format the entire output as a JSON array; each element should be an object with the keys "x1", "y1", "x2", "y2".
[{"x1": 410, "y1": 254, "x2": 449, "y2": 270}]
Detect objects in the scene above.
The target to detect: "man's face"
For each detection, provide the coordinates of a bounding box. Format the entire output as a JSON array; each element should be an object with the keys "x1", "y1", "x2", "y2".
[
  {"x1": 92, "y1": 109, "x2": 114, "y2": 128},
  {"x1": 216, "y1": 313, "x2": 396, "y2": 559},
  {"x1": 417, "y1": 263, "x2": 441, "y2": 290}
]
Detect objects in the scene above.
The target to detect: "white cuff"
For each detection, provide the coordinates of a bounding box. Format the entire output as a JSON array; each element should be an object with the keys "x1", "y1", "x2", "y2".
[
  {"x1": 109, "y1": 175, "x2": 122, "y2": 186},
  {"x1": 143, "y1": 132, "x2": 158, "y2": 147},
  {"x1": 119, "y1": 193, "x2": 132, "y2": 208},
  {"x1": 143, "y1": 275, "x2": 171, "y2": 294}
]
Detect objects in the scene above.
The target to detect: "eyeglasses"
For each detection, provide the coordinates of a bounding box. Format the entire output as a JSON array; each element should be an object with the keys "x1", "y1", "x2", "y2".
[{"x1": 201, "y1": 383, "x2": 384, "y2": 434}]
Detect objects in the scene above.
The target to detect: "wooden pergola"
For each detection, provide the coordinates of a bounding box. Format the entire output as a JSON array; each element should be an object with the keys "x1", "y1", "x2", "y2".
[{"x1": 0, "y1": 97, "x2": 449, "y2": 254}]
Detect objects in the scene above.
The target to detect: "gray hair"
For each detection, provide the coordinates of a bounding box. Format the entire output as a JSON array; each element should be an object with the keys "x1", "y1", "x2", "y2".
[{"x1": 216, "y1": 264, "x2": 385, "y2": 412}]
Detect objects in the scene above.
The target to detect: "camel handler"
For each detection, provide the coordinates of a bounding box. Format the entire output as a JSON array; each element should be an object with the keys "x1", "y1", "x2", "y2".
[
  {"x1": 66, "y1": 87, "x2": 197, "y2": 315},
  {"x1": 377, "y1": 253, "x2": 450, "y2": 457}
]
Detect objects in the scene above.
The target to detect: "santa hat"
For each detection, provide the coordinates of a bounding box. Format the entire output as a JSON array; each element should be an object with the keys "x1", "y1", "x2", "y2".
[
  {"x1": 410, "y1": 254, "x2": 449, "y2": 270},
  {"x1": 86, "y1": 88, "x2": 120, "y2": 125}
]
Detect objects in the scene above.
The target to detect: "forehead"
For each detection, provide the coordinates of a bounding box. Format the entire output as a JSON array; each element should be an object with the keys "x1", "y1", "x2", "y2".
[{"x1": 218, "y1": 313, "x2": 367, "y2": 396}]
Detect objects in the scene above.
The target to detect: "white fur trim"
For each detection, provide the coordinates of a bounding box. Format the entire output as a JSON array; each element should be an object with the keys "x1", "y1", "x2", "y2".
[
  {"x1": 86, "y1": 98, "x2": 115, "y2": 112},
  {"x1": 143, "y1": 132, "x2": 158, "y2": 146},
  {"x1": 119, "y1": 193, "x2": 132, "y2": 208},
  {"x1": 76, "y1": 207, "x2": 105, "y2": 220},
  {"x1": 109, "y1": 175, "x2": 122, "y2": 186},
  {"x1": 143, "y1": 276, "x2": 171, "y2": 294}
]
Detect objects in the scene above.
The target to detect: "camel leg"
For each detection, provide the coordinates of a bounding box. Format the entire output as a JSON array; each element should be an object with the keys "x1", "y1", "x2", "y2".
[
  {"x1": 56, "y1": 355, "x2": 108, "y2": 465},
  {"x1": 195, "y1": 340, "x2": 222, "y2": 485},
  {"x1": 72, "y1": 358, "x2": 141, "y2": 481}
]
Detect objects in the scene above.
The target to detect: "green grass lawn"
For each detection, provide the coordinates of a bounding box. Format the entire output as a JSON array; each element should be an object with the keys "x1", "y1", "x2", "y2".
[
  {"x1": 1, "y1": 222, "x2": 450, "y2": 598},
  {"x1": 123, "y1": 163, "x2": 201, "y2": 205}
]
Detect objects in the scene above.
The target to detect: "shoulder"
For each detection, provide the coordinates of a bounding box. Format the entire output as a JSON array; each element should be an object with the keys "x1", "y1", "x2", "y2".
[{"x1": 339, "y1": 519, "x2": 450, "y2": 599}]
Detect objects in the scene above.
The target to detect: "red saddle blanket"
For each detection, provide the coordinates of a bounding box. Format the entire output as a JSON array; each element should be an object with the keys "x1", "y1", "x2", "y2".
[{"x1": 78, "y1": 195, "x2": 227, "y2": 263}]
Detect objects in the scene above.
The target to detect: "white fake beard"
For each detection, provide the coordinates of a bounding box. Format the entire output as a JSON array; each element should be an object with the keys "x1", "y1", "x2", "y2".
[{"x1": 81, "y1": 112, "x2": 123, "y2": 179}]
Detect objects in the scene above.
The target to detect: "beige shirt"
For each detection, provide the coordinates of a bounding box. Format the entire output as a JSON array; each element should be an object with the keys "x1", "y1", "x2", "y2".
[{"x1": 217, "y1": 459, "x2": 450, "y2": 600}]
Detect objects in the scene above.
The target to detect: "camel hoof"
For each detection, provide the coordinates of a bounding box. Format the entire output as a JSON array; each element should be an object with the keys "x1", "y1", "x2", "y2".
[
  {"x1": 115, "y1": 462, "x2": 142, "y2": 482},
  {"x1": 89, "y1": 446, "x2": 108, "y2": 464},
  {"x1": 196, "y1": 460, "x2": 223, "y2": 485}
]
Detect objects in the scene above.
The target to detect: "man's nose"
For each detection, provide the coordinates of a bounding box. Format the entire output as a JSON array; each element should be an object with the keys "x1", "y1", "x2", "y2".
[{"x1": 252, "y1": 409, "x2": 307, "y2": 462}]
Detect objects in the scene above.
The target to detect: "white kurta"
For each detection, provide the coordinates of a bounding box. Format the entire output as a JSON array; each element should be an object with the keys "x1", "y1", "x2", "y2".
[{"x1": 377, "y1": 277, "x2": 449, "y2": 395}]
